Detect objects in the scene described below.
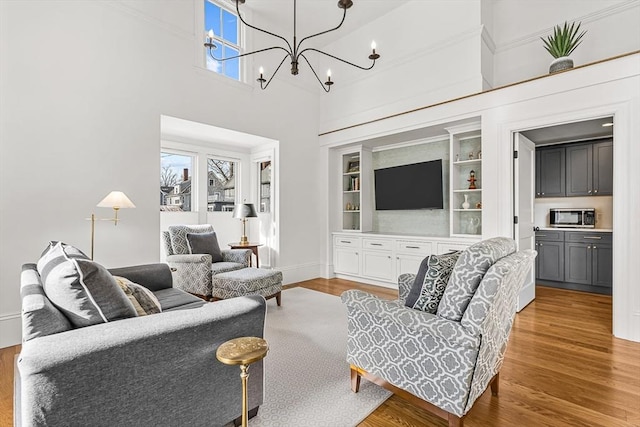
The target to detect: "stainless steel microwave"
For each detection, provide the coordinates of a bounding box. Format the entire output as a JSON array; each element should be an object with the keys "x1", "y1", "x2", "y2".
[{"x1": 549, "y1": 208, "x2": 596, "y2": 228}]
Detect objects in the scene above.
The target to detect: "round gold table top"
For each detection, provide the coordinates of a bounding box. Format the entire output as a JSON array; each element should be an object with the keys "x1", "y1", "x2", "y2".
[{"x1": 216, "y1": 337, "x2": 269, "y2": 366}]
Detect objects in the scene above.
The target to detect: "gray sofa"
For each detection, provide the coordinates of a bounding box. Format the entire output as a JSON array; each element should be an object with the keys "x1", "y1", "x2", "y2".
[{"x1": 16, "y1": 262, "x2": 266, "y2": 427}]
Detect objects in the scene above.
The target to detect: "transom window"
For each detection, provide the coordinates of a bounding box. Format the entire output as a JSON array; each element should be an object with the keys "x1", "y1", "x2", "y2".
[{"x1": 205, "y1": 1, "x2": 240, "y2": 80}]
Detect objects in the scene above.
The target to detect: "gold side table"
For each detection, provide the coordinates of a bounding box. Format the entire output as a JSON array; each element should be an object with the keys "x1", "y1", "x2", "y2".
[{"x1": 216, "y1": 337, "x2": 269, "y2": 427}]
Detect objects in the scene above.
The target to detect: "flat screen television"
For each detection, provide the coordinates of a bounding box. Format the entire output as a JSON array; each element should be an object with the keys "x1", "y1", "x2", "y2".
[{"x1": 374, "y1": 159, "x2": 443, "y2": 210}]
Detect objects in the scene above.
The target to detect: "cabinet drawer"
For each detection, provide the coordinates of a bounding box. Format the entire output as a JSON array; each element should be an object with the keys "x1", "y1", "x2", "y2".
[
  {"x1": 565, "y1": 232, "x2": 612, "y2": 244},
  {"x1": 334, "y1": 236, "x2": 361, "y2": 248},
  {"x1": 363, "y1": 238, "x2": 393, "y2": 251},
  {"x1": 396, "y1": 240, "x2": 432, "y2": 255},
  {"x1": 535, "y1": 230, "x2": 564, "y2": 242},
  {"x1": 436, "y1": 242, "x2": 470, "y2": 254}
]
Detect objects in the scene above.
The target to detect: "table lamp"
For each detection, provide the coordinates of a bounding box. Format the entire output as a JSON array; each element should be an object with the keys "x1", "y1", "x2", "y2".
[
  {"x1": 90, "y1": 191, "x2": 136, "y2": 259},
  {"x1": 232, "y1": 203, "x2": 257, "y2": 245}
]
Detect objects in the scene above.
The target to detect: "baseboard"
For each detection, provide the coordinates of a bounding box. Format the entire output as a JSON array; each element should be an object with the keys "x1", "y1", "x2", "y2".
[
  {"x1": 334, "y1": 274, "x2": 398, "y2": 290},
  {"x1": 277, "y1": 262, "x2": 323, "y2": 286},
  {"x1": 0, "y1": 313, "x2": 22, "y2": 348}
]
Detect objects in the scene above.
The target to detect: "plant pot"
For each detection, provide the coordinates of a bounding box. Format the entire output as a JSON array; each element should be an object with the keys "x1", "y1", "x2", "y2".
[{"x1": 549, "y1": 56, "x2": 574, "y2": 73}]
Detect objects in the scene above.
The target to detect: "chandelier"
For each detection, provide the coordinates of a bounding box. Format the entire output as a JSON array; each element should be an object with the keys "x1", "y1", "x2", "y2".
[{"x1": 204, "y1": 0, "x2": 380, "y2": 92}]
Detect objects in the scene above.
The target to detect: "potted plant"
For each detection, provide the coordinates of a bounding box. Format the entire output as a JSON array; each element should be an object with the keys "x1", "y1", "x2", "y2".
[{"x1": 541, "y1": 21, "x2": 587, "y2": 73}]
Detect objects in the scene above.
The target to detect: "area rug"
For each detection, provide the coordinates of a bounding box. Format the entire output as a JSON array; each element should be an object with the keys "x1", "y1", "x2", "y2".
[{"x1": 250, "y1": 287, "x2": 391, "y2": 427}]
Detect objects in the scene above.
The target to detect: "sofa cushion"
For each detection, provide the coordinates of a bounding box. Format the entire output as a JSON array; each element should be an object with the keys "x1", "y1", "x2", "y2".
[
  {"x1": 187, "y1": 231, "x2": 223, "y2": 262},
  {"x1": 114, "y1": 276, "x2": 162, "y2": 316},
  {"x1": 21, "y1": 264, "x2": 72, "y2": 341},
  {"x1": 37, "y1": 242, "x2": 138, "y2": 328},
  {"x1": 168, "y1": 224, "x2": 214, "y2": 255},
  {"x1": 404, "y1": 251, "x2": 461, "y2": 313},
  {"x1": 437, "y1": 237, "x2": 517, "y2": 322},
  {"x1": 153, "y1": 288, "x2": 206, "y2": 311}
]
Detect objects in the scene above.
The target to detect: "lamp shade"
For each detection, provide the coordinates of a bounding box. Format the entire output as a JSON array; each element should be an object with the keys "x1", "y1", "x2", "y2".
[
  {"x1": 97, "y1": 191, "x2": 136, "y2": 209},
  {"x1": 232, "y1": 203, "x2": 258, "y2": 219}
]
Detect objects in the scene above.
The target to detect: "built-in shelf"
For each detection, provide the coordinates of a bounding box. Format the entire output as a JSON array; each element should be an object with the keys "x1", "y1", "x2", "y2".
[
  {"x1": 453, "y1": 159, "x2": 481, "y2": 165},
  {"x1": 453, "y1": 209, "x2": 482, "y2": 212},
  {"x1": 343, "y1": 172, "x2": 360, "y2": 176},
  {"x1": 343, "y1": 190, "x2": 360, "y2": 194},
  {"x1": 343, "y1": 210, "x2": 361, "y2": 213},
  {"x1": 453, "y1": 189, "x2": 482, "y2": 193},
  {"x1": 340, "y1": 148, "x2": 371, "y2": 232}
]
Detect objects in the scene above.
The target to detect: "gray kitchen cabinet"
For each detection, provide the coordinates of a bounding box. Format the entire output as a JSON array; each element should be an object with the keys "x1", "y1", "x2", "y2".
[
  {"x1": 566, "y1": 143, "x2": 593, "y2": 196},
  {"x1": 536, "y1": 240, "x2": 565, "y2": 282},
  {"x1": 565, "y1": 139, "x2": 613, "y2": 197},
  {"x1": 592, "y1": 140, "x2": 613, "y2": 196},
  {"x1": 564, "y1": 232, "x2": 612, "y2": 291},
  {"x1": 536, "y1": 147, "x2": 565, "y2": 197}
]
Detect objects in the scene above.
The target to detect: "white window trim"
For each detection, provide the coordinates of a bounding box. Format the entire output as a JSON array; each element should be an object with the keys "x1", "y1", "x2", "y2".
[{"x1": 160, "y1": 148, "x2": 198, "y2": 213}]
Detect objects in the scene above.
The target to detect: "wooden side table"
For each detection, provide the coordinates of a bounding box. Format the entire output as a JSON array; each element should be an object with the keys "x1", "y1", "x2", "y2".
[
  {"x1": 216, "y1": 337, "x2": 269, "y2": 427},
  {"x1": 228, "y1": 243, "x2": 263, "y2": 268}
]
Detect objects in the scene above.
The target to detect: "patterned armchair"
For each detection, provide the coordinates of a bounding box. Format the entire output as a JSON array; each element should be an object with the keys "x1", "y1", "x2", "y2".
[
  {"x1": 341, "y1": 237, "x2": 536, "y2": 427},
  {"x1": 162, "y1": 225, "x2": 251, "y2": 299}
]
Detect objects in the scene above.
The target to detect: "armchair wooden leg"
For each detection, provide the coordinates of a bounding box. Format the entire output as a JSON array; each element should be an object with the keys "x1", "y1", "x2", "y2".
[
  {"x1": 448, "y1": 414, "x2": 463, "y2": 427},
  {"x1": 350, "y1": 366, "x2": 361, "y2": 393},
  {"x1": 490, "y1": 372, "x2": 500, "y2": 396}
]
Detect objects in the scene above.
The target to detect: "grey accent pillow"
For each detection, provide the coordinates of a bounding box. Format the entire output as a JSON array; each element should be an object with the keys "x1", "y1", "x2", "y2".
[
  {"x1": 37, "y1": 242, "x2": 138, "y2": 328},
  {"x1": 186, "y1": 231, "x2": 223, "y2": 263},
  {"x1": 114, "y1": 276, "x2": 162, "y2": 316},
  {"x1": 168, "y1": 224, "x2": 214, "y2": 254},
  {"x1": 404, "y1": 251, "x2": 461, "y2": 313}
]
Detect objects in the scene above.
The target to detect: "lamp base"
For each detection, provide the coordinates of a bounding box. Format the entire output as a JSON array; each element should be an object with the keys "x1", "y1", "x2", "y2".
[{"x1": 239, "y1": 235, "x2": 249, "y2": 245}]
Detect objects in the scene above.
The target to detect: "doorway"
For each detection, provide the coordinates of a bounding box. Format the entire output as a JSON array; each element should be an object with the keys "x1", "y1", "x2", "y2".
[{"x1": 513, "y1": 116, "x2": 614, "y2": 312}]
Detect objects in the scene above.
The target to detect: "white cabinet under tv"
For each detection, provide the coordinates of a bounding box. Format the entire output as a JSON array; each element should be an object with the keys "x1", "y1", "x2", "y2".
[{"x1": 333, "y1": 232, "x2": 474, "y2": 288}]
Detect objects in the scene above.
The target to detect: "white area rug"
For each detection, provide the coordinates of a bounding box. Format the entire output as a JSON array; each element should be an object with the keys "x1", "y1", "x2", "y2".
[{"x1": 250, "y1": 287, "x2": 391, "y2": 427}]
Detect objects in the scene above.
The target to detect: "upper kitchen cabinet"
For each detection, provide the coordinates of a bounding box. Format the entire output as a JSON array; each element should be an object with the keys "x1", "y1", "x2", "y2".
[
  {"x1": 536, "y1": 138, "x2": 613, "y2": 198},
  {"x1": 536, "y1": 147, "x2": 565, "y2": 197}
]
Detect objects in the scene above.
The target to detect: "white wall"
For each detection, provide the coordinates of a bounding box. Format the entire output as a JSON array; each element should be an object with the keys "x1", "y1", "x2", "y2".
[{"x1": 0, "y1": 0, "x2": 322, "y2": 347}]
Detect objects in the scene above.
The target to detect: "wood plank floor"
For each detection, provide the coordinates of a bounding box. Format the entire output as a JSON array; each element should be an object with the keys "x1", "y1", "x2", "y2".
[{"x1": 2, "y1": 280, "x2": 639, "y2": 427}]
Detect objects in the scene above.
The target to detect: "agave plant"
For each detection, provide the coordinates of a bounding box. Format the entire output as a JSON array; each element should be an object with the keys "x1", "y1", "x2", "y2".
[{"x1": 541, "y1": 21, "x2": 587, "y2": 58}]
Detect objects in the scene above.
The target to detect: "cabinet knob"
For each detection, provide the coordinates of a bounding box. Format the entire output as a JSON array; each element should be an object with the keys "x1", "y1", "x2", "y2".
[
  {"x1": 539, "y1": 243, "x2": 543, "y2": 246},
  {"x1": 588, "y1": 190, "x2": 592, "y2": 194},
  {"x1": 541, "y1": 193, "x2": 545, "y2": 195},
  {"x1": 587, "y1": 245, "x2": 591, "y2": 249},
  {"x1": 387, "y1": 256, "x2": 391, "y2": 259},
  {"x1": 593, "y1": 245, "x2": 597, "y2": 249},
  {"x1": 594, "y1": 189, "x2": 598, "y2": 193}
]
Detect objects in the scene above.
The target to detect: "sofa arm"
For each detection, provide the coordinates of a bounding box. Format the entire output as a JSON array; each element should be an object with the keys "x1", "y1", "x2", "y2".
[
  {"x1": 341, "y1": 289, "x2": 479, "y2": 348},
  {"x1": 18, "y1": 296, "x2": 266, "y2": 427},
  {"x1": 397, "y1": 273, "x2": 415, "y2": 304},
  {"x1": 166, "y1": 254, "x2": 212, "y2": 296},
  {"x1": 222, "y1": 249, "x2": 251, "y2": 266},
  {"x1": 108, "y1": 263, "x2": 173, "y2": 292}
]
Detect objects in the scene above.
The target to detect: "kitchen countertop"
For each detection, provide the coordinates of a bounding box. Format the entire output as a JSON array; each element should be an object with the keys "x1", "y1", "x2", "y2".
[{"x1": 536, "y1": 227, "x2": 613, "y2": 233}]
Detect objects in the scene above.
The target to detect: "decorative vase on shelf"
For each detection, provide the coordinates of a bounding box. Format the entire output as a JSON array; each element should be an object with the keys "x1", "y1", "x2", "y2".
[
  {"x1": 461, "y1": 195, "x2": 470, "y2": 210},
  {"x1": 549, "y1": 56, "x2": 573, "y2": 73},
  {"x1": 467, "y1": 217, "x2": 480, "y2": 234}
]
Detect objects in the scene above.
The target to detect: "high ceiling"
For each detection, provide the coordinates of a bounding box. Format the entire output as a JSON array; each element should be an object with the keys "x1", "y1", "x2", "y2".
[{"x1": 232, "y1": 0, "x2": 408, "y2": 48}]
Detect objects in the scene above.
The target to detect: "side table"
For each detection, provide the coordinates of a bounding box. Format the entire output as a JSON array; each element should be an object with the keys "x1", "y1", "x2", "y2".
[
  {"x1": 216, "y1": 337, "x2": 269, "y2": 427},
  {"x1": 228, "y1": 243, "x2": 263, "y2": 268}
]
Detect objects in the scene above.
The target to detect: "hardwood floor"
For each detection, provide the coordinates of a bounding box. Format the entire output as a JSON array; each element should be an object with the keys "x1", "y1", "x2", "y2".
[{"x1": 2, "y1": 280, "x2": 639, "y2": 427}]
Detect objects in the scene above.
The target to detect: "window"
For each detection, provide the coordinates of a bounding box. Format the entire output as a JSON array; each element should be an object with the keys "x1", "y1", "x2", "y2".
[
  {"x1": 258, "y1": 160, "x2": 271, "y2": 213},
  {"x1": 160, "y1": 152, "x2": 194, "y2": 212},
  {"x1": 207, "y1": 158, "x2": 237, "y2": 211},
  {"x1": 204, "y1": 1, "x2": 240, "y2": 80}
]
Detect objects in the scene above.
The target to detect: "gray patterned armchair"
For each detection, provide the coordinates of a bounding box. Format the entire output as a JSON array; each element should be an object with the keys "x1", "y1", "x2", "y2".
[
  {"x1": 162, "y1": 225, "x2": 251, "y2": 299},
  {"x1": 341, "y1": 237, "x2": 536, "y2": 427}
]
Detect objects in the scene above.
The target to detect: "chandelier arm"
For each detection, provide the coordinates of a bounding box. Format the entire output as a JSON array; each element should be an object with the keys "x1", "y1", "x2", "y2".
[
  {"x1": 259, "y1": 54, "x2": 290, "y2": 90},
  {"x1": 298, "y1": 47, "x2": 377, "y2": 71},
  {"x1": 299, "y1": 53, "x2": 330, "y2": 93},
  {"x1": 235, "y1": 0, "x2": 293, "y2": 53},
  {"x1": 208, "y1": 45, "x2": 291, "y2": 62},
  {"x1": 296, "y1": 6, "x2": 347, "y2": 52}
]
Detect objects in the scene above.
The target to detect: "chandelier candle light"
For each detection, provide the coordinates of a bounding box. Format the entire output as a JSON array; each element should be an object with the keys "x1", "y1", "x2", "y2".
[{"x1": 205, "y1": 0, "x2": 380, "y2": 92}]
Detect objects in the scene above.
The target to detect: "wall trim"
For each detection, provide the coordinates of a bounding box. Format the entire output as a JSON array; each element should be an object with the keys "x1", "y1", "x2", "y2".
[
  {"x1": 481, "y1": 24, "x2": 496, "y2": 54},
  {"x1": 0, "y1": 312, "x2": 22, "y2": 349},
  {"x1": 494, "y1": 0, "x2": 639, "y2": 53},
  {"x1": 278, "y1": 262, "x2": 322, "y2": 285}
]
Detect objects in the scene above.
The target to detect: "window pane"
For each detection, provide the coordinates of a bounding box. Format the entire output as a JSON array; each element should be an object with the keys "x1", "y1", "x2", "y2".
[
  {"x1": 224, "y1": 46, "x2": 239, "y2": 79},
  {"x1": 160, "y1": 152, "x2": 193, "y2": 212},
  {"x1": 222, "y1": 9, "x2": 238, "y2": 44},
  {"x1": 259, "y1": 161, "x2": 271, "y2": 213},
  {"x1": 208, "y1": 158, "x2": 236, "y2": 212},
  {"x1": 204, "y1": 1, "x2": 221, "y2": 37},
  {"x1": 206, "y1": 54, "x2": 222, "y2": 73}
]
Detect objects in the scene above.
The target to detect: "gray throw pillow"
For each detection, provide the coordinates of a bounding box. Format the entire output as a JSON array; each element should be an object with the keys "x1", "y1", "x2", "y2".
[
  {"x1": 37, "y1": 242, "x2": 138, "y2": 328},
  {"x1": 114, "y1": 276, "x2": 162, "y2": 316},
  {"x1": 404, "y1": 251, "x2": 461, "y2": 313},
  {"x1": 186, "y1": 231, "x2": 223, "y2": 262}
]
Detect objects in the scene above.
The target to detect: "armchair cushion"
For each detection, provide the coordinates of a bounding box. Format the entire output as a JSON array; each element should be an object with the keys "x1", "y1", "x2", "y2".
[
  {"x1": 187, "y1": 231, "x2": 223, "y2": 262},
  {"x1": 404, "y1": 251, "x2": 460, "y2": 313},
  {"x1": 437, "y1": 237, "x2": 516, "y2": 321},
  {"x1": 37, "y1": 242, "x2": 137, "y2": 328},
  {"x1": 168, "y1": 224, "x2": 214, "y2": 254}
]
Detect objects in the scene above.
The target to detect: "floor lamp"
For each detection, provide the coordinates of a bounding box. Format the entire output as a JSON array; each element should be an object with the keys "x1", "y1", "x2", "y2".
[{"x1": 89, "y1": 191, "x2": 136, "y2": 260}]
